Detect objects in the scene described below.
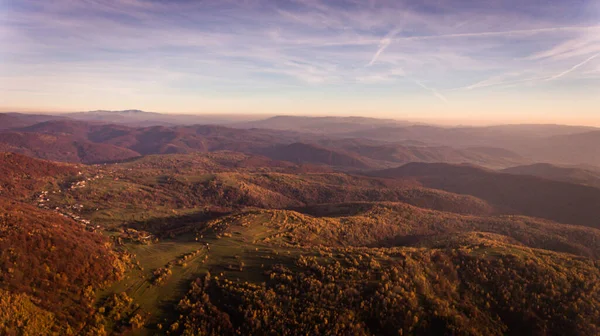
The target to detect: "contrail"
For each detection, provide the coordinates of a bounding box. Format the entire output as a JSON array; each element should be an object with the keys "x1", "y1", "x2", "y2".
[
  {"x1": 547, "y1": 52, "x2": 600, "y2": 81},
  {"x1": 284, "y1": 25, "x2": 600, "y2": 50},
  {"x1": 453, "y1": 52, "x2": 600, "y2": 90},
  {"x1": 456, "y1": 75, "x2": 543, "y2": 91},
  {"x1": 367, "y1": 28, "x2": 401, "y2": 66},
  {"x1": 413, "y1": 80, "x2": 449, "y2": 103},
  {"x1": 399, "y1": 25, "x2": 600, "y2": 42},
  {"x1": 367, "y1": 38, "x2": 392, "y2": 66}
]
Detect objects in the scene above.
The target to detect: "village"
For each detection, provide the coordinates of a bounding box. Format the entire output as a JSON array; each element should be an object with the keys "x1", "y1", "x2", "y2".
[
  {"x1": 34, "y1": 169, "x2": 156, "y2": 244},
  {"x1": 35, "y1": 171, "x2": 102, "y2": 230}
]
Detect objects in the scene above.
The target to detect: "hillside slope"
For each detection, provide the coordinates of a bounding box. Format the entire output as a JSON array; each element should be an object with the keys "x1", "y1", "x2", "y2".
[
  {"x1": 318, "y1": 139, "x2": 524, "y2": 168},
  {"x1": 260, "y1": 142, "x2": 373, "y2": 169},
  {"x1": 0, "y1": 113, "x2": 64, "y2": 131},
  {"x1": 502, "y1": 163, "x2": 600, "y2": 189},
  {"x1": 0, "y1": 132, "x2": 141, "y2": 163},
  {"x1": 0, "y1": 152, "x2": 77, "y2": 198},
  {"x1": 233, "y1": 115, "x2": 411, "y2": 133},
  {"x1": 1, "y1": 120, "x2": 534, "y2": 169},
  {"x1": 0, "y1": 198, "x2": 123, "y2": 333},
  {"x1": 370, "y1": 162, "x2": 600, "y2": 228},
  {"x1": 522, "y1": 131, "x2": 600, "y2": 166},
  {"x1": 170, "y1": 240, "x2": 600, "y2": 336},
  {"x1": 200, "y1": 201, "x2": 600, "y2": 258}
]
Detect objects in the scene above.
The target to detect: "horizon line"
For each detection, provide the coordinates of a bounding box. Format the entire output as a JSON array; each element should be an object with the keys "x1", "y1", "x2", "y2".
[{"x1": 2, "y1": 108, "x2": 600, "y2": 128}]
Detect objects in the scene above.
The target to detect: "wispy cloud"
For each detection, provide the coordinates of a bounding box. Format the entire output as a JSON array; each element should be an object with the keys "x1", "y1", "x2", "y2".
[
  {"x1": 367, "y1": 28, "x2": 401, "y2": 66},
  {"x1": 527, "y1": 35, "x2": 600, "y2": 61},
  {"x1": 547, "y1": 53, "x2": 600, "y2": 81},
  {"x1": 0, "y1": 0, "x2": 598, "y2": 114},
  {"x1": 392, "y1": 25, "x2": 600, "y2": 42},
  {"x1": 367, "y1": 38, "x2": 392, "y2": 66},
  {"x1": 414, "y1": 80, "x2": 449, "y2": 103}
]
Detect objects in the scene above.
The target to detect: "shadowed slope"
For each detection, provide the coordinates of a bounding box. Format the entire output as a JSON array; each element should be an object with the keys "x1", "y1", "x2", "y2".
[
  {"x1": 260, "y1": 142, "x2": 374, "y2": 169},
  {"x1": 502, "y1": 163, "x2": 600, "y2": 189},
  {"x1": 370, "y1": 162, "x2": 600, "y2": 228}
]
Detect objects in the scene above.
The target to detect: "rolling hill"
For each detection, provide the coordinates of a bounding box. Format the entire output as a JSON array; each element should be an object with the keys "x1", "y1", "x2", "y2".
[
  {"x1": 163, "y1": 199, "x2": 600, "y2": 336},
  {"x1": 5, "y1": 114, "x2": 600, "y2": 169},
  {"x1": 233, "y1": 115, "x2": 412, "y2": 134},
  {"x1": 0, "y1": 155, "x2": 126, "y2": 333},
  {"x1": 316, "y1": 139, "x2": 525, "y2": 168},
  {"x1": 0, "y1": 120, "x2": 532, "y2": 169},
  {"x1": 0, "y1": 198, "x2": 124, "y2": 333},
  {"x1": 60, "y1": 153, "x2": 495, "y2": 229},
  {"x1": 169, "y1": 241, "x2": 600, "y2": 336},
  {"x1": 338, "y1": 124, "x2": 600, "y2": 167},
  {"x1": 370, "y1": 162, "x2": 600, "y2": 229},
  {"x1": 0, "y1": 118, "x2": 541, "y2": 170},
  {"x1": 0, "y1": 113, "x2": 64, "y2": 130},
  {"x1": 502, "y1": 163, "x2": 600, "y2": 189},
  {"x1": 17, "y1": 119, "x2": 99, "y2": 138},
  {"x1": 259, "y1": 142, "x2": 373, "y2": 169},
  {"x1": 343, "y1": 124, "x2": 597, "y2": 147},
  {"x1": 201, "y1": 201, "x2": 600, "y2": 258},
  {"x1": 12, "y1": 120, "x2": 303, "y2": 155},
  {"x1": 525, "y1": 130, "x2": 600, "y2": 166},
  {"x1": 0, "y1": 131, "x2": 141, "y2": 164},
  {"x1": 0, "y1": 152, "x2": 77, "y2": 198},
  {"x1": 67, "y1": 109, "x2": 264, "y2": 127}
]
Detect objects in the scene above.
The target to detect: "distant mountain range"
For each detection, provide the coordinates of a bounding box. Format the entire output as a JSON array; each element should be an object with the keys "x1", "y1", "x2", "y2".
[
  {"x1": 232, "y1": 115, "x2": 414, "y2": 133},
  {"x1": 2, "y1": 111, "x2": 600, "y2": 168},
  {"x1": 0, "y1": 117, "x2": 524, "y2": 168},
  {"x1": 67, "y1": 109, "x2": 265, "y2": 127},
  {"x1": 0, "y1": 112, "x2": 67, "y2": 130}
]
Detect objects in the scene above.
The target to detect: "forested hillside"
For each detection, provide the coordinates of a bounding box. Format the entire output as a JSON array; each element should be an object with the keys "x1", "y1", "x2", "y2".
[{"x1": 1, "y1": 116, "x2": 600, "y2": 335}]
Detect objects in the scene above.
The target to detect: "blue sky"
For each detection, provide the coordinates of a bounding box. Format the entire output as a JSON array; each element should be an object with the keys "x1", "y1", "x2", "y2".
[{"x1": 0, "y1": 0, "x2": 599, "y2": 124}]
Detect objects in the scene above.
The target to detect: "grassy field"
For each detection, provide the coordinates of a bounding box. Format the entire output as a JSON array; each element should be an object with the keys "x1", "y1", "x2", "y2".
[{"x1": 100, "y1": 215, "x2": 301, "y2": 335}]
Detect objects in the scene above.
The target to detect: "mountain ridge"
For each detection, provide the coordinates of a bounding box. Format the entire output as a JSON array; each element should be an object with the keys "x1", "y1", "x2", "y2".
[{"x1": 370, "y1": 162, "x2": 600, "y2": 229}]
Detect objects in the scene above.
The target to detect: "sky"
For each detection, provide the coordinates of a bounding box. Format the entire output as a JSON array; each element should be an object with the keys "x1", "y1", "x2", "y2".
[{"x1": 0, "y1": 0, "x2": 599, "y2": 125}]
